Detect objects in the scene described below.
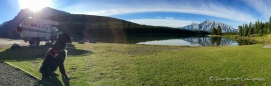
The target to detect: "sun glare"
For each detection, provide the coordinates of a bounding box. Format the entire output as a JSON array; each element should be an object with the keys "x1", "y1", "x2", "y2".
[{"x1": 18, "y1": 0, "x2": 51, "y2": 11}]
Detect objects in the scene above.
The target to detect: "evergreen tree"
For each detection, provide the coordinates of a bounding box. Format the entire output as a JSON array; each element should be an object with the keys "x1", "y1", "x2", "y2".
[
  {"x1": 250, "y1": 22, "x2": 253, "y2": 33},
  {"x1": 211, "y1": 27, "x2": 217, "y2": 35},
  {"x1": 242, "y1": 24, "x2": 245, "y2": 36},
  {"x1": 217, "y1": 26, "x2": 222, "y2": 35},
  {"x1": 264, "y1": 22, "x2": 269, "y2": 34},
  {"x1": 256, "y1": 20, "x2": 261, "y2": 34},
  {"x1": 237, "y1": 17, "x2": 271, "y2": 36},
  {"x1": 270, "y1": 17, "x2": 271, "y2": 30},
  {"x1": 248, "y1": 22, "x2": 252, "y2": 36},
  {"x1": 267, "y1": 28, "x2": 271, "y2": 34},
  {"x1": 260, "y1": 21, "x2": 263, "y2": 36},
  {"x1": 243, "y1": 24, "x2": 247, "y2": 36},
  {"x1": 254, "y1": 21, "x2": 258, "y2": 33},
  {"x1": 251, "y1": 23, "x2": 254, "y2": 34},
  {"x1": 238, "y1": 25, "x2": 243, "y2": 36}
]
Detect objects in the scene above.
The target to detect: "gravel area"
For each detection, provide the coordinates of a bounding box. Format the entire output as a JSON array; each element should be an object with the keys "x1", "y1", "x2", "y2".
[
  {"x1": 0, "y1": 39, "x2": 41, "y2": 85},
  {"x1": 0, "y1": 61, "x2": 40, "y2": 86},
  {"x1": 0, "y1": 38, "x2": 46, "y2": 47},
  {"x1": 262, "y1": 44, "x2": 271, "y2": 48},
  {"x1": 0, "y1": 39, "x2": 64, "y2": 86}
]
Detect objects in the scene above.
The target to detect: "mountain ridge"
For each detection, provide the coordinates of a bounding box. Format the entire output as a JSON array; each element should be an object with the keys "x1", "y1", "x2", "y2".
[
  {"x1": 182, "y1": 19, "x2": 238, "y2": 33},
  {"x1": 0, "y1": 21, "x2": 8, "y2": 29},
  {"x1": 0, "y1": 7, "x2": 209, "y2": 39},
  {"x1": 0, "y1": 7, "x2": 70, "y2": 38}
]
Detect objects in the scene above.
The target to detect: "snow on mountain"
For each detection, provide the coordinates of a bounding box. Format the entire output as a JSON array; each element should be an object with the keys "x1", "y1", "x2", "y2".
[{"x1": 182, "y1": 19, "x2": 237, "y2": 33}]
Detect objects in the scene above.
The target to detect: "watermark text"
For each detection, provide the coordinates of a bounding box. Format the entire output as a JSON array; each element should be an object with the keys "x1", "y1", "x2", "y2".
[{"x1": 209, "y1": 76, "x2": 265, "y2": 82}]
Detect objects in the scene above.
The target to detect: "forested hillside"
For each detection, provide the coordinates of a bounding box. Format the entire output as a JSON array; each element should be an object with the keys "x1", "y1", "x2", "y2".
[{"x1": 49, "y1": 14, "x2": 209, "y2": 40}]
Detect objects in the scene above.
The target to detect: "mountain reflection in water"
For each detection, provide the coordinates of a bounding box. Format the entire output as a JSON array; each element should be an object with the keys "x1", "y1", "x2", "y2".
[
  {"x1": 183, "y1": 37, "x2": 236, "y2": 46},
  {"x1": 84, "y1": 35, "x2": 253, "y2": 46},
  {"x1": 137, "y1": 37, "x2": 253, "y2": 46}
]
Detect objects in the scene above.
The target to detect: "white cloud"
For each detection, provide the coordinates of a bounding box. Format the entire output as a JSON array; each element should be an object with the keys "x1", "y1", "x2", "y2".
[
  {"x1": 242, "y1": 0, "x2": 271, "y2": 21},
  {"x1": 128, "y1": 19, "x2": 198, "y2": 27},
  {"x1": 60, "y1": 0, "x2": 258, "y2": 23},
  {"x1": 156, "y1": 16, "x2": 162, "y2": 19},
  {"x1": 165, "y1": 17, "x2": 174, "y2": 19}
]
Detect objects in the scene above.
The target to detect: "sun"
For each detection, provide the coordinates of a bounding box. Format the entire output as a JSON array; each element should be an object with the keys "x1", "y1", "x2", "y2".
[{"x1": 18, "y1": 0, "x2": 51, "y2": 11}]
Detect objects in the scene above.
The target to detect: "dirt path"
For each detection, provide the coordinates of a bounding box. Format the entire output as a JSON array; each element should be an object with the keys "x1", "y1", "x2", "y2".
[
  {"x1": 0, "y1": 61, "x2": 40, "y2": 85},
  {"x1": 262, "y1": 44, "x2": 271, "y2": 48},
  {"x1": 0, "y1": 38, "x2": 46, "y2": 47},
  {"x1": 0, "y1": 39, "x2": 52, "y2": 86}
]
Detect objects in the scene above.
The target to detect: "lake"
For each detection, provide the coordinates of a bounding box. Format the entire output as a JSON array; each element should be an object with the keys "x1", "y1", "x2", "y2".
[
  {"x1": 137, "y1": 37, "x2": 239, "y2": 46},
  {"x1": 84, "y1": 35, "x2": 253, "y2": 46}
]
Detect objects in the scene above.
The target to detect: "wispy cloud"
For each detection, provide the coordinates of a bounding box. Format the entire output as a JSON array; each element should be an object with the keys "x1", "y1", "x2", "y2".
[
  {"x1": 156, "y1": 16, "x2": 162, "y2": 19},
  {"x1": 242, "y1": 0, "x2": 271, "y2": 21},
  {"x1": 128, "y1": 19, "x2": 198, "y2": 27},
  {"x1": 60, "y1": 0, "x2": 258, "y2": 23},
  {"x1": 165, "y1": 17, "x2": 174, "y2": 19}
]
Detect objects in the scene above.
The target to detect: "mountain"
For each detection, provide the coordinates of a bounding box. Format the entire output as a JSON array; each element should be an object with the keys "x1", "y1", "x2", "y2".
[
  {"x1": 0, "y1": 7, "x2": 70, "y2": 39},
  {"x1": 0, "y1": 21, "x2": 8, "y2": 27},
  {"x1": 182, "y1": 19, "x2": 238, "y2": 33},
  {"x1": 0, "y1": 7, "x2": 209, "y2": 39},
  {"x1": 0, "y1": 21, "x2": 8, "y2": 32},
  {"x1": 49, "y1": 14, "x2": 209, "y2": 40}
]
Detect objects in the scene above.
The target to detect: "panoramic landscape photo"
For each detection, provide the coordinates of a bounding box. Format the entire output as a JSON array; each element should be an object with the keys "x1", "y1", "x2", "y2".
[{"x1": 1, "y1": 0, "x2": 271, "y2": 85}]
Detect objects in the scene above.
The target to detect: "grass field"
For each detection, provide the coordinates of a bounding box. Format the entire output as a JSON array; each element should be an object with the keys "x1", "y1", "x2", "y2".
[{"x1": 1, "y1": 42, "x2": 271, "y2": 85}]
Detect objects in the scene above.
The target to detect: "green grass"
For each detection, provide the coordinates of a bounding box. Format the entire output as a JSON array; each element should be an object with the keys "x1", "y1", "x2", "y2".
[{"x1": 1, "y1": 43, "x2": 271, "y2": 85}]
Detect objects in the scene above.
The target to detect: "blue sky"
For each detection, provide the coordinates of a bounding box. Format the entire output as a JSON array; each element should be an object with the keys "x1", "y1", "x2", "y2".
[{"x1": 1, "y1": 0, "x2": 271, "y2": 29}]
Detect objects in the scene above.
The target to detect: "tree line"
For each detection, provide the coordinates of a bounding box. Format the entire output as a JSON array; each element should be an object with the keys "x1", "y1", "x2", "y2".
[
  {"x1": 49, "y1": 14, "x2": 209, "y2": 39},
  {"x1": 238, "y1": 17, "x2": 271, "y2": 36},
  {"x1": 211, "y1": 26, "x2": 222, "y2": 35}
]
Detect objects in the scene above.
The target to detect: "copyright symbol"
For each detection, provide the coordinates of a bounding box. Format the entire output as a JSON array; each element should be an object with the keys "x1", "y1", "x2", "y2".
[{"x1": 209, "y1": 76, "x2": 214, "y2": 81}]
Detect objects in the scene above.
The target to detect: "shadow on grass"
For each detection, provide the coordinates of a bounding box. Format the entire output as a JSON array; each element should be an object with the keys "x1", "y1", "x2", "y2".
[
  {"x1": 0, "y1": 43, "x2": 91, "y2": 85},
  {"x1": 65, "y1": 44, "x2": 93, "y2": 56},
  {"x1": 35, "y1": 76, "x2": 70, "y2": 86},
  {"x1": 0, "y1": 43, "x2": 93, "y2": 61}
]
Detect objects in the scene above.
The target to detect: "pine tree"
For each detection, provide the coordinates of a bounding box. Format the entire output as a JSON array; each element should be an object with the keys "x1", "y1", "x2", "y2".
[
  {"x1": 269, "y1": 16, "x2": 271, "y2": 30},
  {"x1": 251, "y1": 23, "x2": 254, "y2": 34},
  {"x1": 238, "y1": 25, "x2": 243, "y2": 36},
  {"x1": 255, "y1": 20, "x2": 260, "y2": 34},
  {"x1": 243, "y1": 24, "x2": 247, "y2": 36},
  {"x1": 260, "y1": 21, "x2": 263, "y2": 36},
  {"x1": 267, "y1": 28, "x2": 270, "y2": 34},
  {"x1": 248, "y1": 22, "x2": 252, "y2": 36},
  {"x1": 256, "y1": 20, "x2": 261, "y2": 34},
  {"x1": 217, "y1": 26, "x2": 222, "y2": 35},
  {"x1": 211, "y1": 27, "x2": 217, "y2": 35},
  {"x1": 264, "y1": 22, "x2": 269, "y2": 34}
]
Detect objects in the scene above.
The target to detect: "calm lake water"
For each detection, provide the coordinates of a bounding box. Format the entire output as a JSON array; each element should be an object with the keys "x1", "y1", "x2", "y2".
[
  {"x1": 85, "y1": 35, "x2": 253, "y2": 46},
  {"x1": 137, "y1": 37, "x2": 239, "y2": 46}
]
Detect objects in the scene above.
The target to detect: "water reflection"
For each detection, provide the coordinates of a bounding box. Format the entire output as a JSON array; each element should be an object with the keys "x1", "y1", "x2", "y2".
[
  {"x1": 183, "y1": 37, "x2": 237, "y2": 46},
  {"x1": 83, "y1": 35, "x2": 254, "y2": 46},
  {"x1": 83, "y1": 35, "x2": 194, "y2": 44},
  {"x1": 138, "y1": 37, "x2": 254, "y2": 46},
  {"x1": 236, "y1": 39, "x2": 255, "y2": 45}
]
